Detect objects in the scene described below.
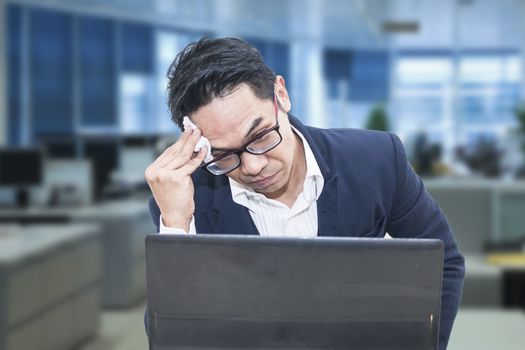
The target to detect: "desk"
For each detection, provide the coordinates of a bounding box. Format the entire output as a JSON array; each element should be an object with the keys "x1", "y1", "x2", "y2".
[
  {"x1": 463, "y1": 254, "x2": 525, "y2": 309},
  {"x1": 424, "y1": 179, "x2": 525, "y2": 253},
  {"x1": 449, "y1": 308, "x2": 525, "y2": 350},
  {"x1": 73, "y1": 200, "x2": 152, "y2": 308},
  {"x1": 0, "y1": 224, "x2": 102, "y2": 350},
  {"x1": 462, "y1": 255, "x2": 503, "y2": 307},
  {"x1": 485, "y1": 253, "x2": 525, "y2": 308},
  {"x1": 0, "y1": 198, "x2": 153, "y2": 308}
]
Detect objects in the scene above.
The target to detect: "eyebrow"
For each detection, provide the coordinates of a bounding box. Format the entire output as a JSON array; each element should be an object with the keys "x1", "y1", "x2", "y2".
[
  {"x1": 210, "y1": 116, "x2": 265, "y2": 153},
  {"x1": 245, "y1": 117, "x2": 264, "y2": 139}
]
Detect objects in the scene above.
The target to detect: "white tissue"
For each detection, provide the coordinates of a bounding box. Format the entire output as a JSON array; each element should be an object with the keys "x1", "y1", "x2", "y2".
[{"x1": 182, "y1": 116, "x2": 213, "y2": 163}]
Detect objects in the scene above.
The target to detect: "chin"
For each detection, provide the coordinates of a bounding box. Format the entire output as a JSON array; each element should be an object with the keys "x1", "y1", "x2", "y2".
[{"x1": 257, "y1": 176, "x2": 288, "y2": 197}]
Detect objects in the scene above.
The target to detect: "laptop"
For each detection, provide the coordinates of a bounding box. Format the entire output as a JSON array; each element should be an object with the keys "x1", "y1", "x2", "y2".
[{"x1": 145, "y1": 234, "x2": 443, "y2": 350}]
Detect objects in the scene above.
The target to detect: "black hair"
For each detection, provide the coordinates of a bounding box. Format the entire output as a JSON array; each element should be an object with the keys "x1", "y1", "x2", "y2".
[{"x1": 166, "y1": 37, "x2": 277, "y2": 130}]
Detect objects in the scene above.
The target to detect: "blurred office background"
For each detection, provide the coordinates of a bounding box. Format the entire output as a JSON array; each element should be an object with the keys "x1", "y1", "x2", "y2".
[{"x1": 1, "y1": 0, "x2": 525, "y2": 349}]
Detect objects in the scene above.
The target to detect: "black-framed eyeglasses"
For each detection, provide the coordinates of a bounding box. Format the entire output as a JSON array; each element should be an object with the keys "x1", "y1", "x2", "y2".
[{"x1": 201, "y1": 96, "x2": 282, "y2": 176}]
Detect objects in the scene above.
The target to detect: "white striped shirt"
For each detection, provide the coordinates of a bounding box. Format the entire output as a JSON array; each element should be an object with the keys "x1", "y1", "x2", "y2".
[{"x1": 159, "y1": 126, "x2": 324, "y2": 236}]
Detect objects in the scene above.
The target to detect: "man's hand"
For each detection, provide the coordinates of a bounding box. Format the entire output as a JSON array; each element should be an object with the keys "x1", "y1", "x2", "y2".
[{"x1": 145, "y1": 128, "x2": 208, "y2": 232}]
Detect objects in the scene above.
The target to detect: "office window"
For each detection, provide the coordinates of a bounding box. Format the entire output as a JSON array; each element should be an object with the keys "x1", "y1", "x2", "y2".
[
  {"x1": 120, "y1": 73, "x2": 154, "y2": 134},
  {"x1": 29, "y1": 8, "x2": 74, "y2": 139},
  {"x1": 392, "y1": 51, "x2": 522, "y2": 162},
  {"x1": 323, "y1": 49, "x2": 351, "y2": 128},
  {"x1": 349, "y1": 51, "x2": 390, "y2": 130},
  {"x1": 7, "y1": 4, "x2": 22, "y2": 145},
  {"x1": 246, "y1": 38, "x2": 290, "y2": 82},
  {"x1": 349, "y1": 51, "x2": 389, "y2": 103},
  {"x1": 79, "y1": 16, "x2": 117, "y2": 128},
  {"x1": 393, "y1": 54, "x2": 454, "y2": 149},
  {"x1": 323, "y1": 49, "x2": 390, "y2": 129},
  {"x1": 154, "y1": 30, "x2": 201, "y2": 135},
  {"x1": 121, "y1": 22, "x2": 154, "y2": 74},
  {"x1": 119, "y1": 22, "x2": 155, "y2": 134},
  {"x1": 457, "y1": 53, "x2": 521, "y2": 143},
  {"x1": 324, "y1": 49, "x2": 351, "y2": 99}
]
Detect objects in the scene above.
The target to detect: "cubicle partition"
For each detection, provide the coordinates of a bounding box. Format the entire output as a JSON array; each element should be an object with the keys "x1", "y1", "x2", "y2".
[
  {"x1": 425, "y1": 179, "x2": 525, "y2": 308},
  {"x1": 0, "y1": 224, "x2": 102, "y2": 350},
  {"x1": 0, "y1": 198, "x2": 152, "y2": 310}
]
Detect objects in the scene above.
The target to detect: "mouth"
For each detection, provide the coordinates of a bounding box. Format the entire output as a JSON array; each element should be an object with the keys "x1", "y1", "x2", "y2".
[{"x1": 249, "y1": 173, "x2": 277, "y2": 190}]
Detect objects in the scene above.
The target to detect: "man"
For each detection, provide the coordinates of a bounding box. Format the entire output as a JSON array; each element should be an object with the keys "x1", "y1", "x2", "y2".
[{"x1": 145, "y1": 37, "x2": 465, "y2": 349}]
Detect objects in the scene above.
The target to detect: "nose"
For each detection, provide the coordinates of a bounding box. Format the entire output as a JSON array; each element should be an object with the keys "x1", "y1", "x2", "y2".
[{"x1": 240, "y1": 152, "x2": 268, "y2": 177}]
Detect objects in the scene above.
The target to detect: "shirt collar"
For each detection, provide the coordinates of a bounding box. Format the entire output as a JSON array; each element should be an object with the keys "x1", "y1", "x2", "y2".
[{"x1": 228, "y1": 124, "x2": 324, "y2": 206}]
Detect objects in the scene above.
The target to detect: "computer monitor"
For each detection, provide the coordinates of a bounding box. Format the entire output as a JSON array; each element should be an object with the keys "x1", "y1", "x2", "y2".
[
  {"x1": 0, "y1": 148, "x2": 44, "y2": 207},
  {"x1": 41, "y1": 138, "x2": 77, "y2": 159},
  {"x1": 83, "y1": 141, "x2": 119, "y2": 201}
]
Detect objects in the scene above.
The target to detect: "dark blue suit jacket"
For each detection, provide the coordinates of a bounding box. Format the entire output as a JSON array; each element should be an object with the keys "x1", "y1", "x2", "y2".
[{"x1": 148, "y1": 115, "x2": 465, "y2": 349}]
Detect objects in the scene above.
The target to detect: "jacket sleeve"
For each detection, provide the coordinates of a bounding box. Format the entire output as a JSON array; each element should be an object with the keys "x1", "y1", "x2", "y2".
[
  {"x1": 143, "y1": 197, "x2": 162, "y2": 338},
  {"x1": 385, "y1": 133, "x2": 465, "y2": 350},
  {"x1": 148, "y1": 196, "x2": 161, "y2": 233}
]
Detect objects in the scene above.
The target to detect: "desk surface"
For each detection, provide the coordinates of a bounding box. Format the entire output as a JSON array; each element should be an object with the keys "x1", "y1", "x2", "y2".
[
  {"x1": 449, "y1": 308, "x2": 525, "y2": 350},
  {"x1": 0, "y1": 223, "x2": 100, "y2": 266},
  {"x1": 0, "y1": 198, "x2": 149, "y2": 219},
  {"x1": 465, "y1": 254, "x2": 504, "y2": 276},
  {"x1": 466, "y1": 254, "x2": 525, "y2": 273}
]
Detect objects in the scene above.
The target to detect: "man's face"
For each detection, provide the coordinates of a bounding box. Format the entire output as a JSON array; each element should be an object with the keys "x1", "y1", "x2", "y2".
[{"x1": 191, "y1": 82, "x2": 301, "y2": 199}]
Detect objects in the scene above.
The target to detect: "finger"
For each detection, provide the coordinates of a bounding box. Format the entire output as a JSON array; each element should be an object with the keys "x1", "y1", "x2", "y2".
[
  {"x1": 179, "y1": 146, "x2": 208, "y2": 175},
  {"x1": 156, "y1": 129, "x2": 194, "y2": 167},
  {"x1": 170, "y1": 128, "x2": 203, "y2": 166},
  {"x1": 145, "y1": 130, "x2": 194, "y2": 181},
  {"x1": 152, "y1": 136, "x2": 185, "y2": 168},
  {"x1": 167, "y1": 128, "x2": 195, "y2": 155},
  {"x1": 161, "y1": 130, "x2": 204, "y2": 171}
]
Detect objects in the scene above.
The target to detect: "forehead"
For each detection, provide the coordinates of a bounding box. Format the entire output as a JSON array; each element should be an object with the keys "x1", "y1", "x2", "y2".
[{"x1": 191, "y1": 84, "x2": 272, "y2": 147}]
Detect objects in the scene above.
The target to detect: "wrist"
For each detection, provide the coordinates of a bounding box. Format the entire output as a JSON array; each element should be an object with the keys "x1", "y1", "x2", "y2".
[{"x1": 161, "y1": 214, "x2": 192, "y2": 231}]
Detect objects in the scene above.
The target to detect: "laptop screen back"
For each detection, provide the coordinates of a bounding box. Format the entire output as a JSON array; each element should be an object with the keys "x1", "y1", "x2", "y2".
[{"x1": 146, "y1": 234, "x2": 443, "y2": 350}]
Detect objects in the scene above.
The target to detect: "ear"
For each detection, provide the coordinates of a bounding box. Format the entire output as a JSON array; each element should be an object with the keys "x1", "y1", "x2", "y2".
[{"x1": 274, "y1": 75, "x2": 292, "y2": 113}]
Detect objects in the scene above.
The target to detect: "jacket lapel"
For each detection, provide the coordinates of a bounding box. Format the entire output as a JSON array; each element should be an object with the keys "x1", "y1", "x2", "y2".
[
  {"x1": 289, "y1": 116, "x2": 339, "y2": 237},
  {"x1": 317, "y1": 174, "x2": 339, "y2": 237},
  {"x1": 204, "y1": 176, "x2": 259, "y2": 235}
]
